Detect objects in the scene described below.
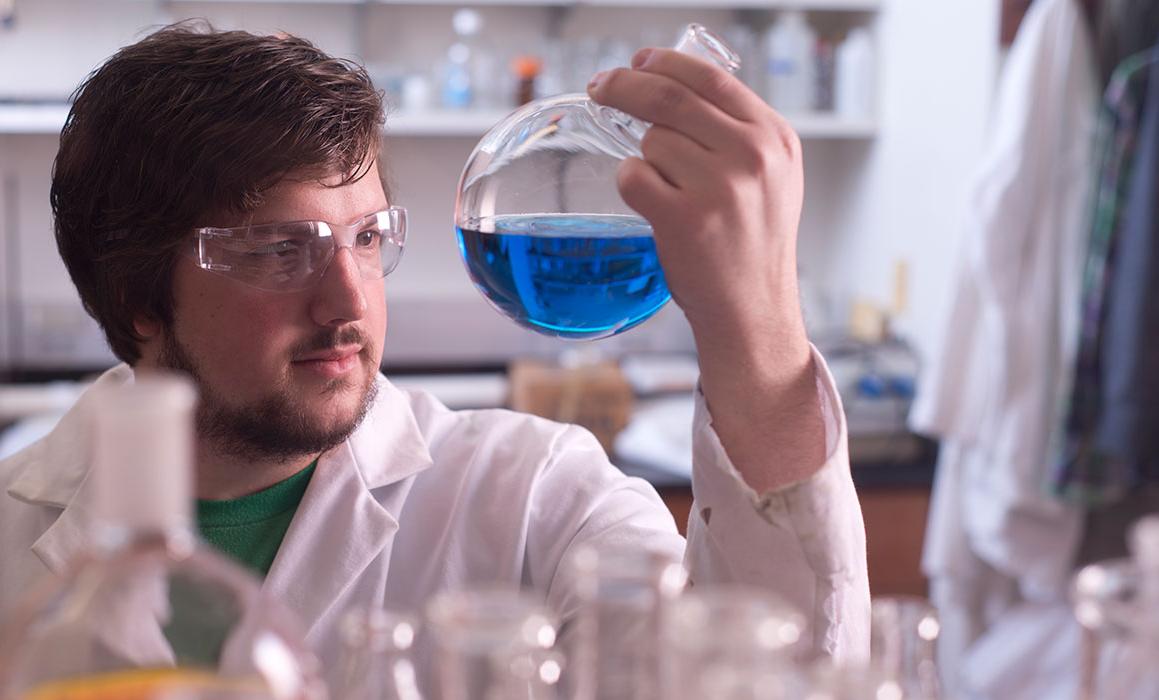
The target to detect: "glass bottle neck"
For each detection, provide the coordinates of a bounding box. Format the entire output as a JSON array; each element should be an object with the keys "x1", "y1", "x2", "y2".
[{"x1": 92, "y1": 522, "x2": 198, "y2": 560}]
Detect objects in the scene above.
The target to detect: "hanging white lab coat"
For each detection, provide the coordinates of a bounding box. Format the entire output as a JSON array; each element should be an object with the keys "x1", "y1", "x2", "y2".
[
  {"x1": 908, "y1": 0, "x2": 1098, "y2": 696},
  {"x1": 0, "y1": 347, "x2": 869, "y2": 689}
]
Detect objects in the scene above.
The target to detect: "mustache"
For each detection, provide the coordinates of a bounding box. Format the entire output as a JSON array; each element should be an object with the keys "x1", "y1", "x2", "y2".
[{"x1": 292, "y1": 326, "x2": 371, "y2": 358}]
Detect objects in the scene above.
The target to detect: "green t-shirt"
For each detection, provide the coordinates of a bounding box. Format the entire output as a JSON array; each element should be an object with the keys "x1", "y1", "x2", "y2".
[{"x1": 196, "y1": 461, "x2": 317, "y2": 578}]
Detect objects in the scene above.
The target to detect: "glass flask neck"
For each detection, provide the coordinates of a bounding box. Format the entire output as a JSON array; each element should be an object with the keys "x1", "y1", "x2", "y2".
[
  {"x1": 91, "y1": 521, "x2": 198, "y2": 560},
  {"x1": 588, "y1": 23, "x2": 740, "y2": 158}
]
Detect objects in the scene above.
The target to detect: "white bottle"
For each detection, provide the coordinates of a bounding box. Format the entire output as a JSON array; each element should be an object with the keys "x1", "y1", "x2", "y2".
[
  {"x1": 0, "y1": 376, "x2": 325, "y2": 700},
  {"x1": 835, "y1": 28, "x2": 875, "y2": 119},
  {"x1": 763, "y1": 11, "x2": 817, "y2": 114}
]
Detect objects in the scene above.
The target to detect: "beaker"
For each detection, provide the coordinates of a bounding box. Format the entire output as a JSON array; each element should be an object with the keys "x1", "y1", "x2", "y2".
[
  {"x1": 454, "y1": 24, "x2": 740, "y2": 340},
  {"x1": 662, "y1": 586, "x2": 806, "y2": 700},
  {"x1": 564, "y1": 546, "x2": 686, "y2": 700},
  {"x1": 333, "y1": 607, "x2": 422, "y2": 700},
  {"x1": 426, "y1": 588, "x2": 562, "y2": 700}
]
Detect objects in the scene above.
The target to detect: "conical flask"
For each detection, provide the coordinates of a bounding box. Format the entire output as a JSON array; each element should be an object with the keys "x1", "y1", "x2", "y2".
[
  {"x1": 0, "y1": 376, "x2": 324, "y2": 700},
  {"x1": 454, "y1": 24, "x2": 740, "y2": 340}
]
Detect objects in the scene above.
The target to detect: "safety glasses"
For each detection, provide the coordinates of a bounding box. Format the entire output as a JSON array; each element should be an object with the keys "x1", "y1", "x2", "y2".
[{"x1": 192, "y1": 207, "x2": 407, "y2": 292}]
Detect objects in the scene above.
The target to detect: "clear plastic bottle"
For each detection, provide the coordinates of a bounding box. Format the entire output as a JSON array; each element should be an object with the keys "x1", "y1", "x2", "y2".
[
  {"x1": 566, "y1": 547, "x2": 686, "y2": 700},
  {"x1": 0, "y1": 376, "x2": 324, "y2": 700},
  {"x1": 454, "y1": 24, "x2": 740, "y2": 341},
  {"x1": 1073, "y1": 515, "x2": 1159, "y2": 700},
  {"x1": 834, "y1": 28, "x2": 875, "y2": 119},
  {"x1": 425, "y1": 588, "x2": 562, "y2": 700},
  {"x1": 762, "y1": 11, "x2": 817, "y2": 114},
  {"x1": 333, "y1": 608, "x2": 422, "y2": 700}
]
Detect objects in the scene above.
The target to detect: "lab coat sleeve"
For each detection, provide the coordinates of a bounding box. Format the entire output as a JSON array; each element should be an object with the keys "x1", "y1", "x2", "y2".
[
  {"x1": 528, "y1": 346, "x2": 867, "y2": 664},
  {"x1": 683, "y1": 345, "x2": 870, "y2": 664}
]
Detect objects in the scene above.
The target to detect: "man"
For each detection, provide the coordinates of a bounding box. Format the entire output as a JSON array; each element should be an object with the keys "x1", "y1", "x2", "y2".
[{"x1": 0, "y1": 22, "x2": 868, "y2": 682}]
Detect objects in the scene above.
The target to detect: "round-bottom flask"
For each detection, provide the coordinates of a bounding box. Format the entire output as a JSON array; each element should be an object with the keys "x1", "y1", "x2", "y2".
[
  {"x1": 454, "y1": 24, "x2": 740, "y2": 340},
  {"x1": 0, "y1": 378, "x2": 324, "y2": 700}
]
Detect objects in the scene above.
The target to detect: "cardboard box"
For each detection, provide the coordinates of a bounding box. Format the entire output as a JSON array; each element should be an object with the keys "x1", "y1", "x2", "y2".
[{"x1": 508, "y1": 360, "x2": 634, "y2": 453}]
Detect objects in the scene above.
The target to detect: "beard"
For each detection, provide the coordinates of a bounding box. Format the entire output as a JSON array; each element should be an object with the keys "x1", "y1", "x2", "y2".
[{"x1": 157, "y1": 327, "x2": 378, "y2": 464}]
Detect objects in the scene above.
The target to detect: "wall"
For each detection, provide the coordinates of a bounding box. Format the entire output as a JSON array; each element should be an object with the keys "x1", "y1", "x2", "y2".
[
  {"x1": 0, "y1": 0, "x2": 1000, "y2": 371},
  {"x1": 824, "y1": 0, "x2": 1000, "y2": 361}
]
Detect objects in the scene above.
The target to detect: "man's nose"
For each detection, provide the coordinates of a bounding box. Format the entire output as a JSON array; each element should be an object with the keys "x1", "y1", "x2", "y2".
[{"x1": 309, "y1": 246, "x2": 368, "y2": 326}]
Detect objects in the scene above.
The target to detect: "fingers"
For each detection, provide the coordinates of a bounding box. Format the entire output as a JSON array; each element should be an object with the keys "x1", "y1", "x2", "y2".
[
  {"x1": 616, "y1": 156, "x2": 678, "y2": 227},
  {"x1": 638, "y1": 125, "x2": 711, "y2": 191},
  {"x1": 587, "y1": 66, "x2": 739, "y2": 151},
  {"x1": 631, "y1": 47, "x2": 767, "y2": 124}
]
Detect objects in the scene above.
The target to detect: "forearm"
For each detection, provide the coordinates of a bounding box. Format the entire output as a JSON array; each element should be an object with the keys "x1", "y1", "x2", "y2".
[{"x1": 690, "y1": 304, "x2": 826, "y2": 494}]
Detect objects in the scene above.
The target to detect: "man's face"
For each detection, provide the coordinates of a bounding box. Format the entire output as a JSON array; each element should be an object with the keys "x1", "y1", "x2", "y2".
[{"x1": 141, "y1": 162, "x2": 390, "y2": 463}]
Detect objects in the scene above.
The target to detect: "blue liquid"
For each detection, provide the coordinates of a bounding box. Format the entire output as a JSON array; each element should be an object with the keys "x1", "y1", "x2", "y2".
[{"x1": 456, "y1": 214, "x2": 670, "y2": 340}]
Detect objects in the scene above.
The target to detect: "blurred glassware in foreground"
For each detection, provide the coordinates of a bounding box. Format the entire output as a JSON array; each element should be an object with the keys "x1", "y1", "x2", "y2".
[
  {"x1": 567, "y1": 547, "x2": 686, "y2": 700},
  {"x1": 334, "y1": 608, "x2": 422, "y2": 700},
  {"x1": 664, "y1": 586, "x2": 807, "y2": 700},
  {"x1": 1073, "y1": 515, "x2": 1159, "y2": 700},
  {"x1": 0, "y1": 376, "x2": 324, "y2": 700},
  {"x1": 426, "y1": 588, "x2": 562, "y2": 700},
  {"x1": 870, "y1": 596, "x2": 941, "y2": 699},
  {"x1": 796, "y1": 596, "x2": 940, "y2": 699},
  {"x1": 454, "y1": 24, "x2": 739, "y2": 341}
]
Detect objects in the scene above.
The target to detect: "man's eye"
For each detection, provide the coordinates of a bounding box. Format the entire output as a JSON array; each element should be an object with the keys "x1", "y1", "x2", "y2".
[{"x1": 355, "y1": 230, "x2": 381, "y2": 248}]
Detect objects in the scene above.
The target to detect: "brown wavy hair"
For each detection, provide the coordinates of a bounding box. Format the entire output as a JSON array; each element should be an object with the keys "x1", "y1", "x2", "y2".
[{"x1": 51, "y1": 21, "x2": 386, "y2": 364}]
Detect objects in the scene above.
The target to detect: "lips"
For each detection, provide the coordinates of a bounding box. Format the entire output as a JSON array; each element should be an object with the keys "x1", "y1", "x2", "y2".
[
  {"x1": 292, "y1": 345, "x2": 363, "y2": 378},
  {"x1": 295, "y1": 345, "x2": 362, "y2": 363}
]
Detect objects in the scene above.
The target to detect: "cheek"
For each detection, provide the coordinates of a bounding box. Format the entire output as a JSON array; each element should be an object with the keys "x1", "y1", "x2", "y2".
[{"x1": 175, "y1": 283, "x2": 298, "y2": 377}]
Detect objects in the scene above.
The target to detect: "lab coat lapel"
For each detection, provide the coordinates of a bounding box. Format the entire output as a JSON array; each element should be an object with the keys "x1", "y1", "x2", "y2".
[
  {"x1": 262, "y1": 375, "x2": 434, "y2": 645},
  {"x1": 12, "y1": 366, "x2": 135, "y2": 576},
  {"x1": 14, "y1": 369, "x2": 177, "y2": 667}
]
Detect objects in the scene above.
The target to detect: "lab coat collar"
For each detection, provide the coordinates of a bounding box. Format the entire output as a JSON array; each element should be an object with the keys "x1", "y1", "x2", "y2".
[
  {"x1": 263, "y1": 374, "x2": 435, "y2": 642},
  {"x1": 346, "y1": 373, "x2": 436, "y2": 490},
  {"x1": 6, "y1": 364, "x2": 133, "y2": 511},
  {"x1": 8, "y1": 365, "x2": 435, "y2": 582}
]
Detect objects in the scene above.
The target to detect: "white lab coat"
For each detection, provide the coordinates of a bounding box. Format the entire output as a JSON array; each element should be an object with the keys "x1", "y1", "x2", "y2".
[
  {"x1": 0, "y1": 347, "x2": 869, "y2": 689},
  {"x1": 908, "y1": 0, "x2": 1098, "y2": 696}
]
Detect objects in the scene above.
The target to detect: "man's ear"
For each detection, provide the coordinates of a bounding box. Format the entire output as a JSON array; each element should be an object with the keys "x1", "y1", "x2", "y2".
[{"x1": 133, "y1": 315, "x2": 162, "y2": 340}]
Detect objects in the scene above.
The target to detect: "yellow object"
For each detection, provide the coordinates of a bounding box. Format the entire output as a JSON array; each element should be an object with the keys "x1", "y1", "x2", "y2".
[
  {"x1": 849, "y1": 300, "x2": 887, "y2": 344},
  {"x1": 22, "y1": 668, "x2": 265, "y2": 700},
  {"x1": 892, "y1": 259, "x2": 909, "y2": 316}
]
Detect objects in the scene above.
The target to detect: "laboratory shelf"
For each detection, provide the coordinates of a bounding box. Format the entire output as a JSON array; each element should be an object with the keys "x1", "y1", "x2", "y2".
[
  {"x1": 184, "y1": 0, "x2": 881, "y2": 8},
  {"x1": 384, "y1": 108, "x2": 878, "y2": 139},
  {"x1": 0, "y1": 104, "x2": 877, "y2": 139},
  {"x1": 0, "y1": 103, "x2": 70, "y2": 135},
  {"x1": 385, "y1": 108, "x2": 511, "y2": 136}
]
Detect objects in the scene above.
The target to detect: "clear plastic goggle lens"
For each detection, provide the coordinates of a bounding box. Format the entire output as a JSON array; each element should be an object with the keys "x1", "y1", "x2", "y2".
[{"x1": 194, "y1": 207, "x2": 406, "y2": 292}]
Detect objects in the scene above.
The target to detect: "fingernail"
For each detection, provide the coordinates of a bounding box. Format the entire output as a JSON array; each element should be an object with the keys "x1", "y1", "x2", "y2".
[
  {"x1": 631, "y1": 49, "x2": 652, "y2": 68},
  {"x1": 587, "y1": 71, "x2": 607, "y2": 91}
]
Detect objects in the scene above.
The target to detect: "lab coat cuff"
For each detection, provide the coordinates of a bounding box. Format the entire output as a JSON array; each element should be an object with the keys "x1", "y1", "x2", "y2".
[{"x1": 691, "y1": 343, "x2": 850, "y2": 524}]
